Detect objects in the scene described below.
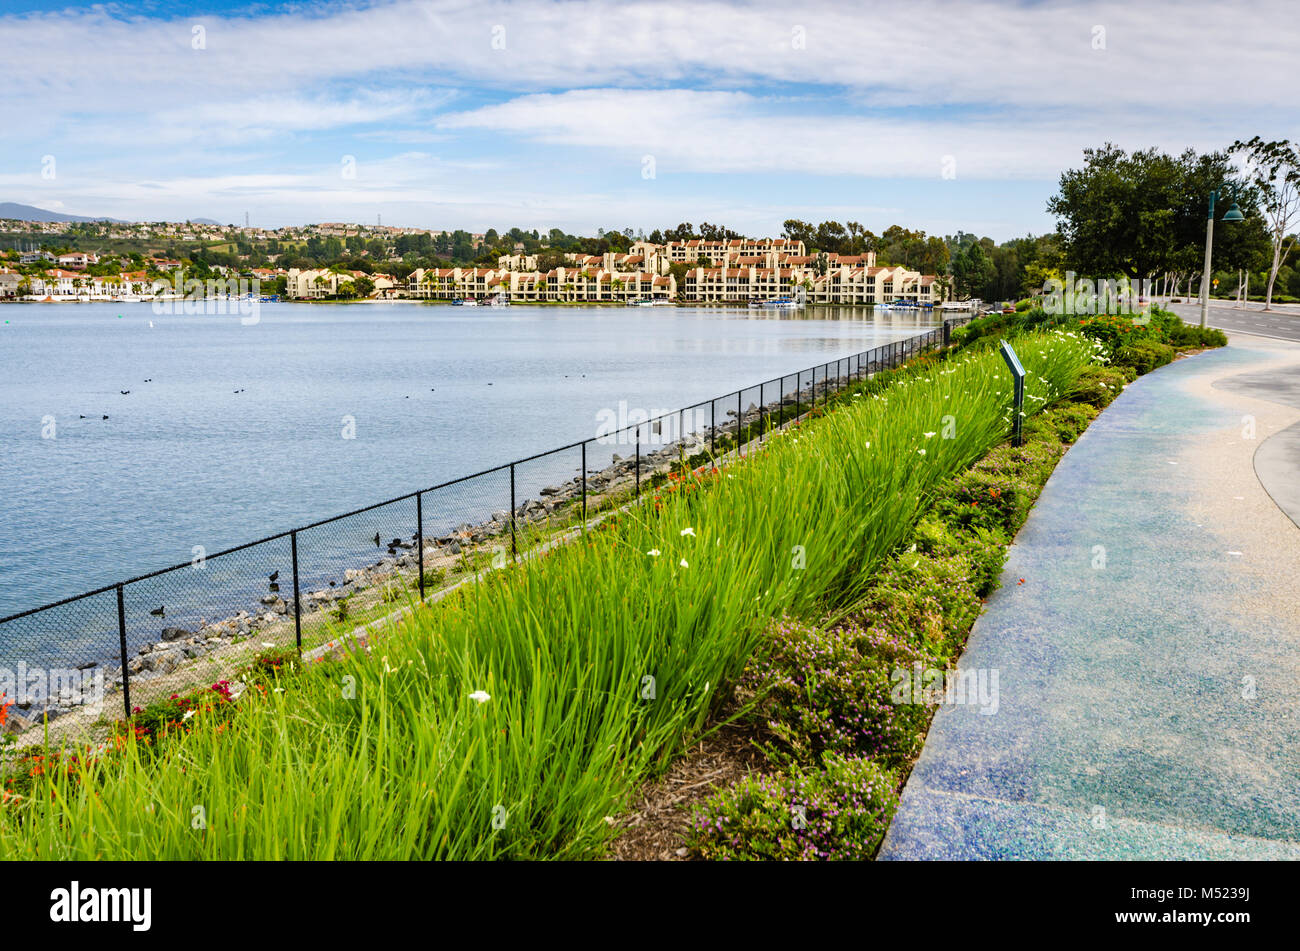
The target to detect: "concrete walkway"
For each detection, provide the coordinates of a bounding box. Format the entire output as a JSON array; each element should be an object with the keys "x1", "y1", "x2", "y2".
[{"x1": 881, "y1": 334, "x2": 1300, "y2": 859}]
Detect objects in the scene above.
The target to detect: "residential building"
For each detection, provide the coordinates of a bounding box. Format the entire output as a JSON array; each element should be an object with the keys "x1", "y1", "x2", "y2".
[{"x1": 56, "y1": 252, "x2": 99, "y2": 269}]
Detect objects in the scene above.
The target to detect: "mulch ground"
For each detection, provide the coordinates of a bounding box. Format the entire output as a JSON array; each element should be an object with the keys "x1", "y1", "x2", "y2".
[{"x1": 608, "y1": 714, "x2": 767, "y2": 861}]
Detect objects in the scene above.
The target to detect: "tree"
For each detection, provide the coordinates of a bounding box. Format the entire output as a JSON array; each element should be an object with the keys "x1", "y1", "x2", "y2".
[
  {"x1": 782, "y1": 219, "x2": 815, "y2": 245},
  {"x1": 352, "y1": 275, "x2": 375, "y2": 298},
  {"x1": 951, "y1": 241, "x2": 995, "y2": 299},
  {"x1": 1231, "y1": 137, "x2": 1300, "y2": 310},
  {"x1": 1048, "y1": 143, "x2": 1268, "y2": 284}
]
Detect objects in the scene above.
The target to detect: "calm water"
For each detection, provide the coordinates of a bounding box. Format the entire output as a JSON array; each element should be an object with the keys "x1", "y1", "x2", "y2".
[{"x1": 0, "y1": 301, "x2": 934, "y2": 641}]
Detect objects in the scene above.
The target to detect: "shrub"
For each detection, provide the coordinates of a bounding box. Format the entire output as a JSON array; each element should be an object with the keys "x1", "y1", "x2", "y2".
[
  {"x1": 742, "y1": 618, "x2": 935, "y2": 769},
  {"x1": 1114, "y1": 338, "x2": 1175, "y2": 375},
  {"x1": 1166, "y1": 323, "x2": 1228, "y2": 349},
  {"x1": 121, "y1": 680, "x2": 236, "y2": 744},
  {"x1": 936, "y1": 452, "x2": 1048, "y2": 538},
  {"x1": 688, "y1": 753, "x2": 899, "y2": 860},
  {"x1": 1076, "y1": 313, "x2": 1150, "y2": 350},
  {"x1": 1032, "y1": 401, "x2": 1099, "y2": 442},
  {"x1": 244, "y1": 646, "x2": 300, "y2": 685},
  {"x1": 1069, "y1": 366, "x2": 1129, "y2": 407}
]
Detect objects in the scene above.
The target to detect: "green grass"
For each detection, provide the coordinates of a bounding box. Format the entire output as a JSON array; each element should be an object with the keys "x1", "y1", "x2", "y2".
[{"x1": 0, "y1": 331, "x2": 1098, "y2": 858}]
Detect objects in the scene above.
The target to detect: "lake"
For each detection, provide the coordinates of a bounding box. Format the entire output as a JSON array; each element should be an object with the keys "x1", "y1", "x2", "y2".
[{"x1": 0, "y1": 301, "x2": 935, "y2": 652}]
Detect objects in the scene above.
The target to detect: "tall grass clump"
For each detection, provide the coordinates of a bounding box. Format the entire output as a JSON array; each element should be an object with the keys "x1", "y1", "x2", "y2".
[{"x1": 0, "y1": 331, "x2": 1098, "y2": 859}]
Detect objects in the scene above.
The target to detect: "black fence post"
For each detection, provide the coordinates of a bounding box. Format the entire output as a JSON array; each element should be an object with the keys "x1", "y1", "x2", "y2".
[
  {"x1": 417, "y1": 492, "x2": 426, "y2": 596},
  {"x1": 795, "y1": 372, "x2": 801, "y2": 420},
  {"x1": 710, "y1": 401, "x2": 716, "y2": 457},
  {"x1": 581, "y1": 441, "x2": 587, "y2": 528},
  {"x1": 635, "y1": 430, "x2": 640, "y2": 496},
  {"x1": 509, "y1": 466, "x2": 517, "y2": 560},
  {"x1": 678, "y1": 409, "x2": 684, "y2": 464},
  {"x1": 291, "y1": 529, "x2": 302, "y2": 651},
  {"x1": 759, "y1": 381, "x2": 766, "y2": 441},
  {"x1": 736, "y1": 391, "x2": 742, "y2": 455},
  {"x1": 116, "y1": 583, "x2": 131, "y2": 719}
]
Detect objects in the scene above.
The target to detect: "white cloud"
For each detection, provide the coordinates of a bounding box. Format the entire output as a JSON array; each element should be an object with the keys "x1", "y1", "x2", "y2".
[
  {"x1": 437, "y1": 88, "x2": 1253, "y2": 180},
  {"x1": 2, "y1": 0, "x2": 1296, "y2": 113},
  {"x1": 0, "y1": 0, "x2": 1294, "y2": 231}
]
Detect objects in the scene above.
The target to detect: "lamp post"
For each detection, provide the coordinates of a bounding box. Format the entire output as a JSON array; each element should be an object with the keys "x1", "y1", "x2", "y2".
[{"x1": 1199, "y1": 188, "x2": 1245, "y2": 328}]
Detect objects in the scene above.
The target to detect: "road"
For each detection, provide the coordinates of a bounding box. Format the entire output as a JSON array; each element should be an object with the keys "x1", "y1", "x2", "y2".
[{"x1": 1164, "y1": 299, "x2": 1300, "y2": 342}]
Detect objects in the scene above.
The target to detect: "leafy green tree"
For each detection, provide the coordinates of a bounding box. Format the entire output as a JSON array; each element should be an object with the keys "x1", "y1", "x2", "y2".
[
  {"x1": 952, "y1": 241, "x2": 995, "y2": 299},
  {"x1": 1048, "y1": 143, "x2": 1269, "y2": 282},
  {"x1": 1231, "y1": 137, "x2": 1300, "y2": 309}
]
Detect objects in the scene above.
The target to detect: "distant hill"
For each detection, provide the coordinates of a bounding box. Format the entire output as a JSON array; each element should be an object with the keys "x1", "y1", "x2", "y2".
[
  {"x1": 191, "y1": 217, "x2": 222, "y2": 226},
  {"x1": 0, "y1": 202, "x2": 130, "y2": 224}
]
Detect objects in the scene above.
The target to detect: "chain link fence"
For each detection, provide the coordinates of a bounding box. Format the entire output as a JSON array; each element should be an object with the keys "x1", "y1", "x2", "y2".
[{"x1": 0, "y1": 317, "x2": 967, "y2": 744}]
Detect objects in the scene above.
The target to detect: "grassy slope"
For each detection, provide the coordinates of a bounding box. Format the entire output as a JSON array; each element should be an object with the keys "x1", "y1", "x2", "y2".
[{"x1": 0, "y1": 331, "x2": 1098, "y2": 858}]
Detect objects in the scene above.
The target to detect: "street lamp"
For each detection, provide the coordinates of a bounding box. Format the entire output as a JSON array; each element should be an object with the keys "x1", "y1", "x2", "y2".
[{"x1": 1199, "y1": 188, "x2": 1245, "y2": 328}]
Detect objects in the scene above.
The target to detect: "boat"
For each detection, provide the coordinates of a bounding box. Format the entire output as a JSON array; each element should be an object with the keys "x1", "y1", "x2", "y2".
[
  {"x1": 627, "y1": 298, "x2": 672, "y2": 307},
  {"x1": 747, "y1": 297, "x2": 803, "y2": 310},
  {"x1": 452, "y1": 298, "x2": 479, "y2": 307},
  {"x1": 487, "y1": 292, "x2": 510, "y2": 307}
]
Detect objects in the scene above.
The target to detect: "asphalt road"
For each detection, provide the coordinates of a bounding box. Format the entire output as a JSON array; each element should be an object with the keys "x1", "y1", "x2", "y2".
[{"x1": 1164, "y1": 299, "x2": 1300, "y2": 342}]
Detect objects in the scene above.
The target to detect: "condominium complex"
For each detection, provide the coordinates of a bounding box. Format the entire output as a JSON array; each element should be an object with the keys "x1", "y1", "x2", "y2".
[{"x1": 401, "y1": 238, "x2": 943, "y2": 305}]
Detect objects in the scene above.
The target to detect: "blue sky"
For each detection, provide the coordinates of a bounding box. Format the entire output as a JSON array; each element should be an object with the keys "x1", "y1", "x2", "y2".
[{"x1": 1, "y1": 0, "x2": 1295, "y2": 241}]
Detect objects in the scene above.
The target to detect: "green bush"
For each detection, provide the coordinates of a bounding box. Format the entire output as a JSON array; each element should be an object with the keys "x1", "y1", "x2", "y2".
[
  {"x1": 1031, "y1": 401, "x2": 1100, "y2": 442},
  {"x1": 1114, "y1": 338, "x2": 1175, "y2": 375},
  {"x1": 1165, "y1": 323, "x2": 1228, "y2": 349},
  {"x1": 741, "y1": 618, "x2": 934, "y2": 769},
  {"x1": 243, "y1": 646, "x2": 301, "y2": 686},
  {"x1": 1069, "y1": 366, "x2": 1129, "y2": 407},
  {"x1": 955, "y1": 303, "x2": 1227, "y2": 367},
  {"x1": 688, "y1": 753, "x2": 899, "y2": 860}
]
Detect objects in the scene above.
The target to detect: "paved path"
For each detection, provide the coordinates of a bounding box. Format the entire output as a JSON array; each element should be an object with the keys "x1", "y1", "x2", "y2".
[{"x1": 881, "y1": 334, "x2": 1300, "y2": 859}]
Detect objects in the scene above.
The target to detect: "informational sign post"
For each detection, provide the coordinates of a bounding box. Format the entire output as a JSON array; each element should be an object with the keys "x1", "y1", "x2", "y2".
[{"x1": 999, "y1": 340, "x2": 1026, "y2": 446}]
